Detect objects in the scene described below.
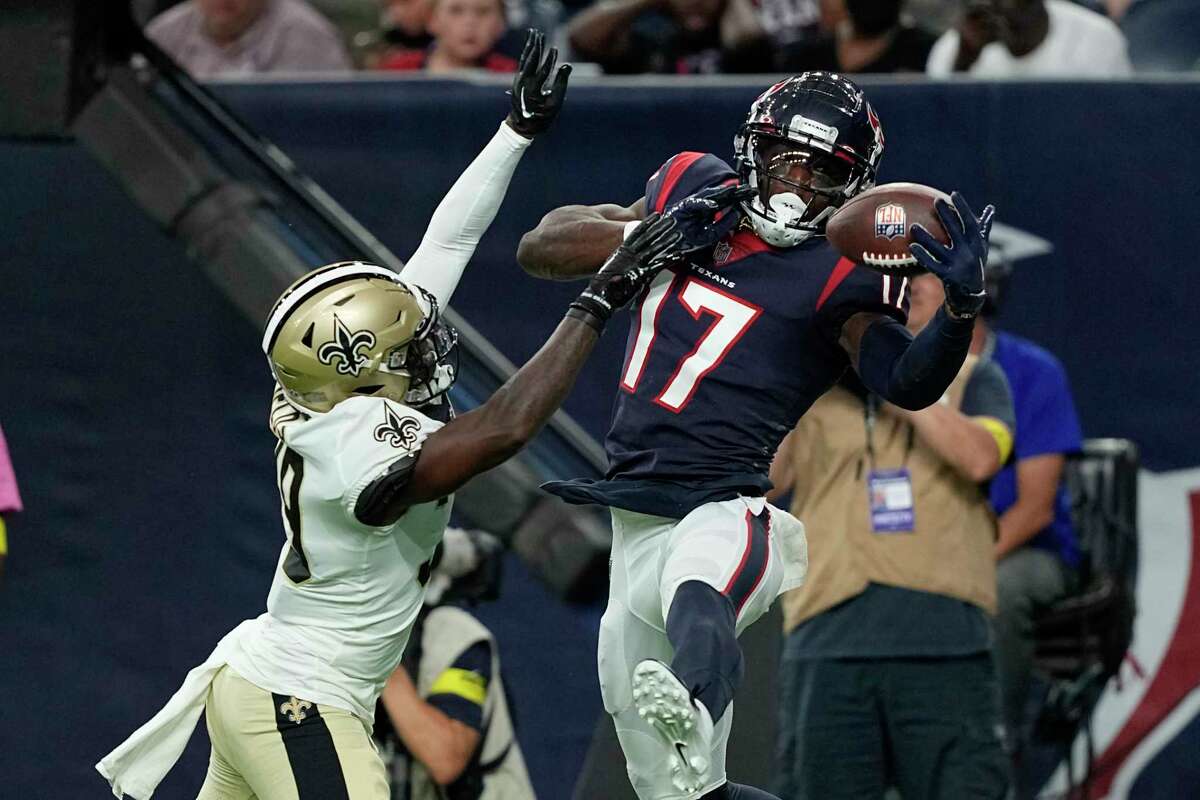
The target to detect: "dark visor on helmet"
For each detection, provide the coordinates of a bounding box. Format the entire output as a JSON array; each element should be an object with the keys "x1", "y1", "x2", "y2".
[{"x1": 755, "y1": 137, "x2": 855, "y2": 198}]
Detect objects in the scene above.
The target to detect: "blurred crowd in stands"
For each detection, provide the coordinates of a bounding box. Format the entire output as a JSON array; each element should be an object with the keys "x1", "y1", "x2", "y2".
[{"x1": 134, "y1": 0, "x2": 1199, "y2": 79}]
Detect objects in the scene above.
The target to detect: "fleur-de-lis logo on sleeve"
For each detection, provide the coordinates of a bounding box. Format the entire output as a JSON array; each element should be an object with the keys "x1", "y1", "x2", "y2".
[
  {"x1": 374, "y1": 406, "x2": 422, "y2": 449},
  {"x1": 317, "y1": 316, "x2": 376, "y2": 377}
]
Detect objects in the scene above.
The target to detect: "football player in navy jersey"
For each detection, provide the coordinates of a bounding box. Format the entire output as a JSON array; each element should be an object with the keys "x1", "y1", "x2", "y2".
[{"x1": 518, "y1": 72, "x2": 995, "y2": 800}]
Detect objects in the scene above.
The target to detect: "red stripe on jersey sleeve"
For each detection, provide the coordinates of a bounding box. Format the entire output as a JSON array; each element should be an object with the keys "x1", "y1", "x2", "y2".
[
  {"x1": 815, "y1": 257, "x2": 858, "y2": 312},
  {"x1": 654, "y1": 152, "x2": 706, "y2": 213}
]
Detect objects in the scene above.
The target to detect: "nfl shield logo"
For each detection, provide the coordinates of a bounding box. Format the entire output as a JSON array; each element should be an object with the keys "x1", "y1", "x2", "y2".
[
  {"x1": 713, "y1": 240, "x2": 732, "y2": 264},
  {"x1": 874, "y1": 203, "x2": 906, "y2": 240}
]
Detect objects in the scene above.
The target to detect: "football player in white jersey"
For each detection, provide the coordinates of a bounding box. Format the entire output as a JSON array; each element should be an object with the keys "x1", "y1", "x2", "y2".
[{"x1": 97, "y1": 29, "x2": 684, "y2": 800}]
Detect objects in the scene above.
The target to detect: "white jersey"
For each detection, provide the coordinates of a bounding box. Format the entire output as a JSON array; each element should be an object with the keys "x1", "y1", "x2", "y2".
[{"x1": 225, "y1": 389, "x2": 452, "y2": 722}]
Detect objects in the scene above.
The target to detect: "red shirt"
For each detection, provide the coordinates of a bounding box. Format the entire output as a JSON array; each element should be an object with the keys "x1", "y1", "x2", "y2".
[{"x1": 377, "y1": 48, "x2": 518, "y2": 73}]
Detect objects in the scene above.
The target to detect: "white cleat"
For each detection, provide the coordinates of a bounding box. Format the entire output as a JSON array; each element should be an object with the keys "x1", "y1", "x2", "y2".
[{"x1": 632, "y1": 659, "x2": 715, "y2": 796}]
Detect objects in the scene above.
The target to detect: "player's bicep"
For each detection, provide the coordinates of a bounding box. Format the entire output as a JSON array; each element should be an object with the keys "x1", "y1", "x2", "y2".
[
  {"x1": 591, "y1": 198, "x2": 646, "y2": 222},
  {"x1": 628, "y1": 196, "x2": 647, "y2": 219},
  {"x1": 517, "y1": 198, "x2": 645, "y2": 280}
]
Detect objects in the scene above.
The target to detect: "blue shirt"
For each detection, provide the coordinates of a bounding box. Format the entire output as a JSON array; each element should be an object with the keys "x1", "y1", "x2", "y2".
[{"x1": 987, "y1": 330, "x2": 1083, "y2": 567}]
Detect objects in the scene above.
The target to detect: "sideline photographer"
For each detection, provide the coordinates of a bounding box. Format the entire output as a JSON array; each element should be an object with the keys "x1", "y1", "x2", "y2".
[{"x1": 375, "y1": 527, "x2": 536, "y2": 800}]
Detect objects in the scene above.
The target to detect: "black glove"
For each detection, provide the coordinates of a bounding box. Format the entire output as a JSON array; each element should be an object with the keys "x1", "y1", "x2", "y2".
[
  {"x1": 909, "y1": 191, "x2": 996, "y2": 320},
  {"x1": 505, "y1": 30, "x2": 571, "y2": 139},
  {"x1": 665, "y1": 184, "x2": 757, "y2": 253},
  {"x1": 568, "y1": 214, "x2": 683, "y2": 330}
]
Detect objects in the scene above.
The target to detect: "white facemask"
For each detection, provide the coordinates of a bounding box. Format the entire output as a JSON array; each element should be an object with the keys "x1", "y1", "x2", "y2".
[{"x1": 744, "y1": 191, "x2": 836, "y2": 248}]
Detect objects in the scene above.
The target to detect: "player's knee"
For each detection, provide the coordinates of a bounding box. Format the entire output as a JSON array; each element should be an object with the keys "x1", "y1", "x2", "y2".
[
  {"x1": 668, "y1": 581, "x2": 736, "y2": 642},
  {"x1": 669, "y1": 580, "x2": 736, "y2": 630}
]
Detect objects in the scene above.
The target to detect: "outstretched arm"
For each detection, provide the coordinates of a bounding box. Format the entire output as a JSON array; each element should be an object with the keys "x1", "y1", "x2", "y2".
[
  {"x1": 356, "y1": 215, "x2": 682, "y2": 524},
  {"x1": 842, "y1": 308, "x2": 975, "y2": 410},
  {"x1": 400, "y1": 124, "x2": 532, "y2": 307},
  {"x1": 516, "y1": 198, "x2": 646, "y2": 280},
  {"x1": 401, "y1": 30, "x2": 570, "y2": 307}
]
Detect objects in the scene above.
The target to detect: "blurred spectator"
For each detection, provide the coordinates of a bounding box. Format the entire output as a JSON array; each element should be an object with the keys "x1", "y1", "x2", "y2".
[
  {"x1": 779, "y1": 0, "x2": 937, "y2": 72},
  {"x1": 972, "y1": 259, "x2": 1084, "y2": 776},
  {"x1": 902, "y1": 0, "x2": 960, "y2": 33},
  {"x1": 496, "y1": 0, "x2": 566, "y2": 58},
  {"x1": 0, "y1": 423, "x2": 22, "y2": 586},
  {"x1": 1103, "y1": 0, "x2": 1134, "y2": 17},
  {"x1": 567, "y1": 0, "x2": 772, "y2": 74},
  {"x1": 926, "y1": 0, "x2": 1132, "y2": 77},
  {"x1": 375, "y1": 528, "x2": 535, "y2": 799},
  {"x1": 146, "y1": 0, "x2": 353, "y2": 78},
  {"x1": 720, "y1": 0, "x2": 832, "y2": 60},
  {"x1": 381, "y1": 0, "x2": 437, "y2": 50},
  {"x1": 1121, "y1": 0, "x2": 1200, "y2": 71},
  {"x1": 377, "y1": 0, "x2": 518, "y2": 72},
  {"x1": 769, "y1": 272, "x2": 1013, "y2": 800},
  {"x1": 305, "y1": 0, "x2": 398, "y2": 67}
]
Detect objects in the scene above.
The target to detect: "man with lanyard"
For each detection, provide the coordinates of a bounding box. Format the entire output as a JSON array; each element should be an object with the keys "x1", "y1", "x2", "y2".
[
  {"x1": 970, "y1": 258, "x2": 1084, "y2": 761},
  {"x1": 769, "y1": 270, "x2": 1016, "y2": 799}
]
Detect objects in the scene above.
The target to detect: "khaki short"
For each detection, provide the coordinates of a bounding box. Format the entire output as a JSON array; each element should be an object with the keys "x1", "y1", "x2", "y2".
[{"x1": 197, "y1": 666, "x2": 388, "y2": 800}]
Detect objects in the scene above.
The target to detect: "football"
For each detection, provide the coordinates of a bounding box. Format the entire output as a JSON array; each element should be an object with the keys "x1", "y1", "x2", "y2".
[{"x1": 826, "y1": 182, "x2": 952, "y2": 277}]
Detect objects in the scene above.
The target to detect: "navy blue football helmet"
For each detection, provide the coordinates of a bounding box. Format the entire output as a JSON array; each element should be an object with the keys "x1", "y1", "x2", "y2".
[{"x1": 734, "y1": 72, "x2": 885, "y2": 247}]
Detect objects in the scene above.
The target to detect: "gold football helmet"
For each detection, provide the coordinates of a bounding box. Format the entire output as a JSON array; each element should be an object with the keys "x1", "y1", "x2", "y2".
[{"x1": 262, "y1": 262, "x2": 451, "y2": 414}]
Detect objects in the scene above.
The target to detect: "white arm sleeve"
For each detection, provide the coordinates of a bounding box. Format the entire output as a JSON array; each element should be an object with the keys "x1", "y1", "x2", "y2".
[{"x1": 401, "y1": 122, "x2": 532, "y2": 309}]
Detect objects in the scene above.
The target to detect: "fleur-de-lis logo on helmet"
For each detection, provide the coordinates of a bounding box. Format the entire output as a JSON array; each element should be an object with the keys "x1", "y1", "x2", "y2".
[
  {"x1": 374, "y1": 405, "x2": 421, "y2": 449},
  {"x1": 317, "y1": 316, "x2": 376, "y2": 377}
]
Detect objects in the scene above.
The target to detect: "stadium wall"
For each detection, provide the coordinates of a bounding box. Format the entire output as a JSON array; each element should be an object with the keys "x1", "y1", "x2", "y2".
[{"x1": 0, "y1": 78, "x2": 1198, "y2": 798}]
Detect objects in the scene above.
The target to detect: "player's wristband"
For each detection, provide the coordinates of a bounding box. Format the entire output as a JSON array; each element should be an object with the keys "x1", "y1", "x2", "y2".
[
  {"x1": 944, "y1": 296, "x2": 984, "y2": 321},
  {"x1": 566, "y1": 302, "x2": 607, "y2": 333}
]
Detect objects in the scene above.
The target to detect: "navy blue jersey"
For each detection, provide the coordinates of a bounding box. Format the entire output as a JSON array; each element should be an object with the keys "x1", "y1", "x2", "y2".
[{"x1": 546, "y1": 153, "x2": 909, "y2": 518}]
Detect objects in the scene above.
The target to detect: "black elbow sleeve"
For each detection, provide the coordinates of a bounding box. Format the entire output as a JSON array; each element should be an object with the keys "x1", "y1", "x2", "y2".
[{"x1": 354, "y1": 453, "x2": 420, "y2": 527}]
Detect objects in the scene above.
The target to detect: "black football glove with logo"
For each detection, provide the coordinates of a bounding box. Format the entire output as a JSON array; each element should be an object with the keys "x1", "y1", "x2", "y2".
[
  {"x1": 568, "y1": 214, "x2": 683, "y2": 330},
  {"x1": 665, "y1": 184, "x2": 758, "y2": 253},
  {"x1": 909, "y1": 191, "x2": 996, "y2": 320},
  {"x1": 505, "y1": 29, "x2": 571, "y2": 139}
]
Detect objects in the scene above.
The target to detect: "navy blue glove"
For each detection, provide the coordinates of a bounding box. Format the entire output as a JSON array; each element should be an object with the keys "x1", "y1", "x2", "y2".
[
  {"x1": 909, "y1": 192, "x2": 996, "y2": 320},
  {"x1": 665, "y1": 184, "x2": 757, "y2": 253}
]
